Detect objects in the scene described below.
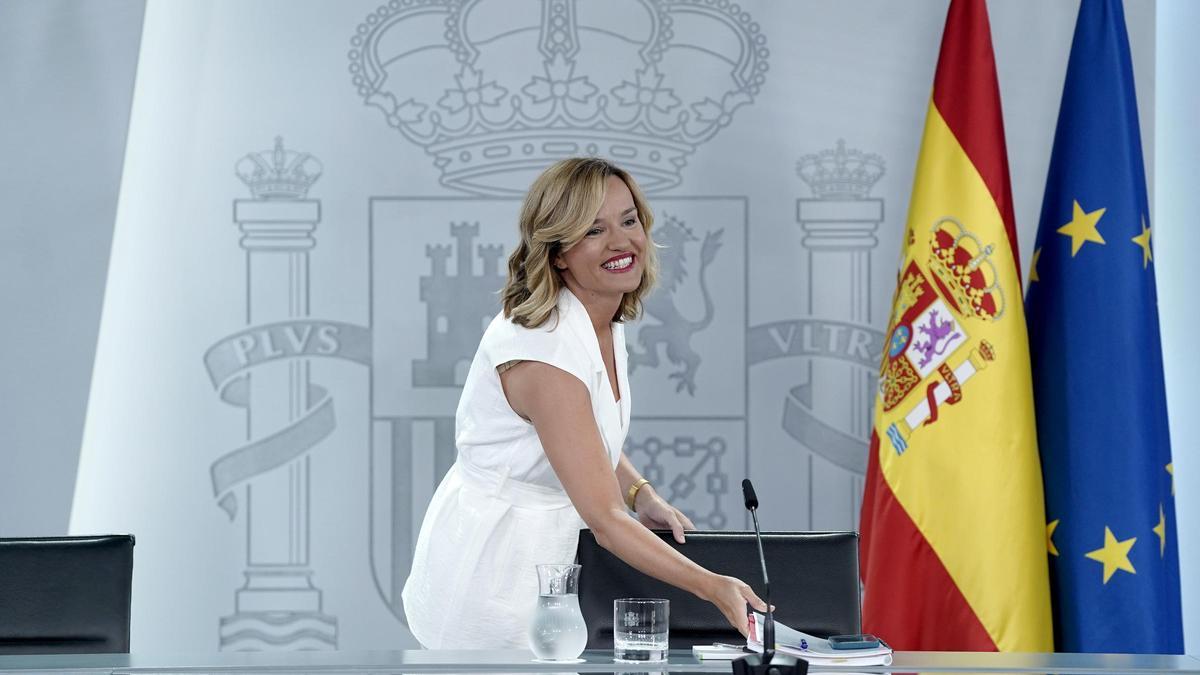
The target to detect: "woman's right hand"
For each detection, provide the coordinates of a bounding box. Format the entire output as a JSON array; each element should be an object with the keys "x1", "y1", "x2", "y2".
[{"x1": 703, "y1": 574, "x2": 769, "y2": 637}]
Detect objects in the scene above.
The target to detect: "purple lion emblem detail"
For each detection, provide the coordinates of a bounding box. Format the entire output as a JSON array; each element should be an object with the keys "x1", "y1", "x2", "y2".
[{"x1": 911, "y1": 309, "x2": 961, "y2": 368}]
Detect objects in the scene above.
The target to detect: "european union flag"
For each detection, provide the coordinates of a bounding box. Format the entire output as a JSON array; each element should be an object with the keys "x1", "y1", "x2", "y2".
[{"x1": 1025, "y1": 0, "x2": 1182, "y2": 654}]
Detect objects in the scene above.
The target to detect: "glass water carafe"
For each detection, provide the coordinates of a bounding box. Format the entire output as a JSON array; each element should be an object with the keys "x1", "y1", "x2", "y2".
[{"x1": 528, "y1": 563, "x2": 587, "y2": 661}]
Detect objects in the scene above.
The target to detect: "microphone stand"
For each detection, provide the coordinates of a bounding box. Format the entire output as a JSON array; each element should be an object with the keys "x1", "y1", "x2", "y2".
[
  {"x1": 749, "y1": 503, "x2": 776, "y2": 662},
  {"x1": 732, "y1": 479, "x2": 806, "y2": 675}
]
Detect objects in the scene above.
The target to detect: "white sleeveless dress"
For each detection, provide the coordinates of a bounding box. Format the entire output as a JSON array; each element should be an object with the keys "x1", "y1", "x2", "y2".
[{"x1": 402, "y1": 288, "x2": 630, "y2": 648}]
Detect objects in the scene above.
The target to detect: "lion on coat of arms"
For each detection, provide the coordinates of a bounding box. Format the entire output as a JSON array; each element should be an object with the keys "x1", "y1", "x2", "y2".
[{"x1": 629, "y1": 214, "x2": 723, "y2": 395}]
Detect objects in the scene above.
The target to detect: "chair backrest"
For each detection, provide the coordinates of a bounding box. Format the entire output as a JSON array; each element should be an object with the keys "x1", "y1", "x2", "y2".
[
  {"x1": 0, "y1": 535, "x2": 135, "y2": 654},
  {"x1": 577, "y1": 530, "x2": 859, "y2": 648}
]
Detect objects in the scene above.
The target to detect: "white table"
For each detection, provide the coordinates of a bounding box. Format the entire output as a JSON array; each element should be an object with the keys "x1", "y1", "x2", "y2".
[{"x1": 0, "y1": 648, "x2": 1198, "y2": 673}]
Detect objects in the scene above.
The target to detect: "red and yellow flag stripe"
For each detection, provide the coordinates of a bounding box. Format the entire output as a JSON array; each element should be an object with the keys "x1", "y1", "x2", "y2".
[{"x1": 859, "y1": 0, "x2": 1052, "y2": 652}]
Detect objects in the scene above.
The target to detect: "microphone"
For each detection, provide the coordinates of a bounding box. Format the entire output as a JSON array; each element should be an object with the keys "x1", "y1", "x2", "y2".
[
  {"x1": 732, "y1": 479, "x2": 805, "y2": 675},
  {"x1": 742, "y1": 479, "x2": 759, "y2": 510},
  {"x1": 742, "y1": 479, "x2": 773, "y2": 659}
]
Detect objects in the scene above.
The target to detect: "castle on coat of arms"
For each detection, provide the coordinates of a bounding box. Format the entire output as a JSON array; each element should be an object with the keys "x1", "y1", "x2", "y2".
[{"x1": 413, "y1": 222, "x2": 505, "y2": 386}]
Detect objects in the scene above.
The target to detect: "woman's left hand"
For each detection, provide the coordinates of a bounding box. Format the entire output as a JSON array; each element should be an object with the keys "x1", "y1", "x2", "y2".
[{"x1": 634, "y1": 487, "x2": 696, "y2": 543}]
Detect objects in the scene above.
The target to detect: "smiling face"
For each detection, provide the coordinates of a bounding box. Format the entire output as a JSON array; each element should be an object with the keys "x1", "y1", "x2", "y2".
[{"x1": 554, "y1": 174, "x2": 648, "y2": 308}]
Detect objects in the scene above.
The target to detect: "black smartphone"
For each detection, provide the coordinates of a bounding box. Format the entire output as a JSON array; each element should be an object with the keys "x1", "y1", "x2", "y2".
[{"x1": 827, "y1": 633, "x2": 881, "y2": 650}]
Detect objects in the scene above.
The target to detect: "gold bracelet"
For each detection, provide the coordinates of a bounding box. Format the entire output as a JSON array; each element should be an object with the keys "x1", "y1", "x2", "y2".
[{"x1": 625, "y1": 478, "x2": 651, "y2": 512}]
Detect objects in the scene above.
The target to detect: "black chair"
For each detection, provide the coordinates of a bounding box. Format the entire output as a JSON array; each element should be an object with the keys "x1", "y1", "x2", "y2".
[
  {"x1": 577, "y1": 530, "x2": 859, "y2": 649},
  {"x1": 0, "y1": 535, "x2": 134, "y2": 654}
]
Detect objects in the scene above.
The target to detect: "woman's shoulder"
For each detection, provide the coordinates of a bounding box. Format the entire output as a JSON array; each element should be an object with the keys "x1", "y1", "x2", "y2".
[
  {"x1": 483, "y1": 307, "x2": 575, "y2": 352},
  {"x1": 483, "y1": 307, "x2": 563, "y2": 339},
  {"x1": 480, "y1": 306, "x2": 594, "y2": 385}
]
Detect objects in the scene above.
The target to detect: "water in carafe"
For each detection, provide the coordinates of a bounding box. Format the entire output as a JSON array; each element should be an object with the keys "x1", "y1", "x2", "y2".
[
  {"x1": 528, "y1": 563, "x2": 587, "y2": 661},
  {"x1": 529, "y1": 594, "x2": 587, "y2": 660}
]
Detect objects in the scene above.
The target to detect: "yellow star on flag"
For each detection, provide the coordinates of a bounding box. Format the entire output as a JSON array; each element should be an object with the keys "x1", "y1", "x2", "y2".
[
  {"x1": 1085, "y1": 526, "x2": 1136, "y2": 584},
  {"x1": 1058, "y1": 200, "x2": 1106, "y2": 256},
  {"x1": 1168, "y1": 462, "x2": 1174, "y2": 495},
  {"x1": 1030, "y1": 247, "x2": 1042, "y2": 283},
  {"x1": 1131, "y1": 218, "x2": 1153, "y2": 268},
  {"x1": 1047, "y1": 519, "x2": 1060, "y2": 556},
  {"x1": 1153, "y1": 504, "x2": 1167, "y2": 557}
]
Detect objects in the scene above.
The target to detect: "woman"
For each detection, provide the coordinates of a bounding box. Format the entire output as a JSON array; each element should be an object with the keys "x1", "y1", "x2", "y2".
[{"x1": 402, "y1": 157, "x2": 766, "y2": 649}]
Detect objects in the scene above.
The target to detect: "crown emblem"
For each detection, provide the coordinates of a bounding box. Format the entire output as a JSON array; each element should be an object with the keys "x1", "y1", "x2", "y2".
[
  {"x1": 926, "y1": 217, "x2": 1005, "y2": 320},
  {"x1": 347, "y1": 0, "x2": 768, "y2": 195},
  {"x1": 235, "y1": 136, "x2": 322, "y2": 199},
  {"x1": 796, "y1": 139, "x2": 885, "y2": 199}
]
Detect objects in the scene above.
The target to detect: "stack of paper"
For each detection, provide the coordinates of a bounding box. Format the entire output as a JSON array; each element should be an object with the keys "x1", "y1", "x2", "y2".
[
  {"x1": 692, "y1": 644, "x2": 749, "y2": 660},
  {"x1": 747, "y1": 613, "x2": 893, "y2": 668}
]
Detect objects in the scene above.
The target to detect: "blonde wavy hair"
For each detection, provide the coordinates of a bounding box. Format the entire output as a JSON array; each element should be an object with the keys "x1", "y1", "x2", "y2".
[{"x1": 501, "y1": 157, "x2": 658, "y2": 328}]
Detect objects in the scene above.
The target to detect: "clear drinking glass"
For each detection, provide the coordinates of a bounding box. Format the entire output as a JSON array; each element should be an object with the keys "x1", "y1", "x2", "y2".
[
  {"x1": 613, "y1": 598, "x2": 669, "y2": 662},
  {"x1": 528, "y1": 563, "x2": 587, "y2": 661}
]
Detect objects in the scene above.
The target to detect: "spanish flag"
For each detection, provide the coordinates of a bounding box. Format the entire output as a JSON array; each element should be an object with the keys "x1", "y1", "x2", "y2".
[{"x1": 858, "y1": 0, "x2": 1053, "y2": 651}]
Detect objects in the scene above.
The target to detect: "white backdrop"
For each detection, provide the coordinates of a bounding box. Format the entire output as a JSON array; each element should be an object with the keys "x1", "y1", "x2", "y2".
[
  {"x1": 0, "y1": 0, "x2": 1185, "y2": 654},
  {"x1": 0, "y1": 0, "x2": 142, "y2": 537},
  {"x1": 1155, "y1": 0, "x2": 1200, "y2": 659}
]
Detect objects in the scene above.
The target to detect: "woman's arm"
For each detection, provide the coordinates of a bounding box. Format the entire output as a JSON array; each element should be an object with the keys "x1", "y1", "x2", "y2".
[
  {"x1": 614, "y1": 452, "x2": 642, "y2": 496},
  {"x1": 615, "y1": 453, "x2": 696, "y2": 544},
  {"x1": 501, "y1": 361, "x2": 765, "y2": 635}
]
